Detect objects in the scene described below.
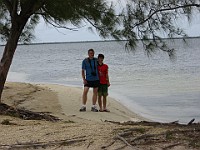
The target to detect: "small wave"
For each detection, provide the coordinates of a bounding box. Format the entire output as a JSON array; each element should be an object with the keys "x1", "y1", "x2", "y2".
[{"x1": 7, "y1": 72, "x2": 29, "y2": 82}]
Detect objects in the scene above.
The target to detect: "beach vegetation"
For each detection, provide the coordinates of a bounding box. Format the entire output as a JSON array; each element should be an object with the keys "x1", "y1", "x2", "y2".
[
  {"x1": 165, "y1": 131, "x2": 174, "y2": 140},
  {"x1": 105, "y1": 120, "x2": 200, "y2": 149},
  {"x1": 189, "y1": 139, "x2": 200, "y2": 148},
  {"x1": 0, "y1": 0, "x2": 200, "y2": 102},
  {"x1": 1, "y1": 118, "x2": 17, "y2": 125},
  {"x1": 63, "y1": 120, "x2": 75, "y2": 123},
  {"x1": 0, "y1": 103, "x2": 60, "y2": 121},
  {"x1": 1, "y1": 119, "x2": 11, "y2": 125}
]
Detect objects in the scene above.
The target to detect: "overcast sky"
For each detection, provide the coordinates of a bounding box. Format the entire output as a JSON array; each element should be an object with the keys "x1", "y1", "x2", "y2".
[
  {"x1": 33, "y1": 14, "x2": 200, "y2": 43},
  {"x1": 33, "y1": 21, "x2": 102, "y2": 43},
  {"x1": 32, "y1": 0, "x2": 200, "y2": 43}
]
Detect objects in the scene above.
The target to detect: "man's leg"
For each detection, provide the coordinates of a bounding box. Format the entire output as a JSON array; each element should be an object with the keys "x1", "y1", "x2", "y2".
[
  {"x1": 91, "y1": 87, "x2": 98, "y2": 112},
  {"x1": 92, "y1": 87, "x2": 98, "y2": 105},
  {"x1": 82, "y1": 86, "x2": 89, "y2": 105},
  {"x1": 80, "y1": 87, "x2": 89, "y2": 111}
]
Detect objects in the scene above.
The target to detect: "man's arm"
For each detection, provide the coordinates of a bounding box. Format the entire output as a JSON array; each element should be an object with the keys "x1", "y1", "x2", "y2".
[
  {"x1": 82, "y1": 69, "x2": 87, "y2": 85},
  {"x1": 82, "y1": 59, "x2": 87, "y2": 85}
]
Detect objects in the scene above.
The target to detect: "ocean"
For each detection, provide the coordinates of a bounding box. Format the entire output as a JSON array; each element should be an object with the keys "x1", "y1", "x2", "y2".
[{"x1": 0, "y1": 38, "x2": 200, "y2": 123}]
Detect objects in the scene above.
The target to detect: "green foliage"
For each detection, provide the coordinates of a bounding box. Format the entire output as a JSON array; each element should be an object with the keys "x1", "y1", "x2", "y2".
[
  {"x1": 0, "y1": 1, "x2": 10, "y2": 41},
  {"x1": 19, "y1": 14, "x2": 40, "y2": 43},
  {"x1": 119, "y1": 0, "x2": 195, "y2": 56},
  {"x1": 135, "y1": 127, "x2": 146, "y2": 134},
  {"x1": 0, "y1": 0, "x2": 200, "y2": 56},
  {"x1": 165, "y1": 130, "x2": 174, "y2": 140}
]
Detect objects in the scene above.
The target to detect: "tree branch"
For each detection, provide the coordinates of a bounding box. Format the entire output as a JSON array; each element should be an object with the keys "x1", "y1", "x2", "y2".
[
  {"x1": 28, "y1": 0, "x2": 46, "y2": 16},
  {"x1": 83, "y1": 16, "x2": 107, "y2": 37},
  {"x1": 11, "y1": 0, "x2": 18, "y2": 18},
  {"x1": 42, "y1": 17, "x2": 80, "y2": 31},
  {"x1": 134, "y1": 3, "x2": 200, "y2": 28}
]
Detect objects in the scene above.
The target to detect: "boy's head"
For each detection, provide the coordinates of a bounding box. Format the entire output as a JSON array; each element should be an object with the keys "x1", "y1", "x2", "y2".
[
  {"x1": 98, "y1": 54, "x2": 104, "y2": 59},
  {"x1": 98, "y1": 54, "x2": 104, "y2": 64}
]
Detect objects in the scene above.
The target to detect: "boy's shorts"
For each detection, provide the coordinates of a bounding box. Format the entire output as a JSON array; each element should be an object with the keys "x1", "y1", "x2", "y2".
[{"x1": 98, "y1": 84, "x2": 108, "y2": 96}]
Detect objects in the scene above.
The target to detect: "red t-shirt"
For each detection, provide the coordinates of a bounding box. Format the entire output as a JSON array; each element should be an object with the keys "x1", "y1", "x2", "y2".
[{"x1": 98, "y1": 64, "x2": 108, "y2": 84}]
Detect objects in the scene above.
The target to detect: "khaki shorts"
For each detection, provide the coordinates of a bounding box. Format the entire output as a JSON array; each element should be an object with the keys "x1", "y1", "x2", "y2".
[{"x1": 98, "y1": 84, "x2": 108, "y2": 96}]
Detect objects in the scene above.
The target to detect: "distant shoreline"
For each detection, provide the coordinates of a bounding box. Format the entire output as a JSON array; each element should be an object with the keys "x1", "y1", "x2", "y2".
[{"x1": 1, "y1": 36, "x2": 200, "y2": 46}]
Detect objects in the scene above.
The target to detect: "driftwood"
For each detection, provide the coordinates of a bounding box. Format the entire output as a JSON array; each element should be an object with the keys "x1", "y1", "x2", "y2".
[
  {"x1": 0, "y1": 136, "x2": 86, "y2": 150},
  {"x1": 105, "y1": 119, "x2": 199, "y2": 126},
  {"x1": 188, "y1": 118, "x2": 195, "y2": 125},
  {"x1": 0, "y1": 103, "x2": 60, "y2": 122},
  {"x1": 101, "y1": 141, "x2": 115, "y2": 149},
  {"x1": 103, "y1": 119, "x2": 200, "y2": 150},
  {"x1": 163, "y1": 143, "x2": 182, "y2": 150},
  {"x1": 115, "y1": 135, "x2": 134, "y2": 149}
]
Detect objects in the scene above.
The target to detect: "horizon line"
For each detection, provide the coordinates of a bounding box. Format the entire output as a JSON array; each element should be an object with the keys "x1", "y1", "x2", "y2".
[{"x1": 1, "y1": 36, "x2": 200, "y2": 46}]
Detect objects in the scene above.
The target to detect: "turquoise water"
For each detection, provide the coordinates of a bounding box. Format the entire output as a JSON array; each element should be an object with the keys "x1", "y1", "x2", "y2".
[{"x1": 1, "y1": 38, "x2": 200, "y2": 123}]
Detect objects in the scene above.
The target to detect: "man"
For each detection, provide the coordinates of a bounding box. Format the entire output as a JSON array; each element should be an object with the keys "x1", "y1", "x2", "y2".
[
  {"x1": 80, "y1": 49, "x2": 99, "y2": 112},
  {"x1": 97, "y1": 54, "x2": 110, "y2": 112}
]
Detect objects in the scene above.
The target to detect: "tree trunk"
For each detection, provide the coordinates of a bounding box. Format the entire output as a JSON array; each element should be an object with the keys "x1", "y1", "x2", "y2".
[{"x1": 0, "y1": 17, "x2": 28, "y2": 103}]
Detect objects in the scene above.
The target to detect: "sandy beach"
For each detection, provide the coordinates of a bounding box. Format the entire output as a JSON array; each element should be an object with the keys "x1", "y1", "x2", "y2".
[
  {"x1": 2, "y1": 82, "x2": 144, "y2": 123},
  {"x1": 0, "y1": 82, "x2": 199, "y2": 150}
]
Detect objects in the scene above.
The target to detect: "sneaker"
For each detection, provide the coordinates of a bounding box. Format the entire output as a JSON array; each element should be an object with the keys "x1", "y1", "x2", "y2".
[
  {"x1": 103, "y1": 109, "x2": 110, "y2": 112},
  {"x1": 79, "y1": 106, "x2": 86, "y2": 112},
  {"x1": 91, "y1": 106, "x2": 98, "y2": 112}
]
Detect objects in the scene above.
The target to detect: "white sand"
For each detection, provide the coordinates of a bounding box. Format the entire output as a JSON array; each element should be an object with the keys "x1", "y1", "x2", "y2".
[
  {"x1": 0, "y1": 82, "x2": 192, "y2": 150},
  {"x1": 0, "y1": 82, "x2": 145, "y2": 150},
  {"x1": 39, "y1": 83, "x2": 144, "y2": 123}
]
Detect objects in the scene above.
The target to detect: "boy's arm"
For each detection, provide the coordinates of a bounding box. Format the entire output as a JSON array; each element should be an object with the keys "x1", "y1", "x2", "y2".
[{"x1": 106, "y1": 67, "x2": 110, "y2": 87}]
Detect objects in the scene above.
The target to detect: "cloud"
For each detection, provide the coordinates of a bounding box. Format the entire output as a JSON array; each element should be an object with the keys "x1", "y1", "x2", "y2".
[
  {"x1": 33, "y1": 20, "x2": 102, "y2": 43},
  {"x1": 34, "y1": 19, "x2": 200, "y2": 43}
]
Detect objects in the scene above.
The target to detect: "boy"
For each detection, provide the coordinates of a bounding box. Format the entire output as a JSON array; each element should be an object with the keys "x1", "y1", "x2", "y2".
[{"x1": 97, "y1": 54, "x2": 110, "y2": 112}]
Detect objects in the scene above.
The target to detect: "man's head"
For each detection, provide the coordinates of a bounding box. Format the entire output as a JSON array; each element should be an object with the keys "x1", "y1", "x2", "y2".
[
  {"x1": 98, "y1": 54, "x2": 104, "y2": 64},
  {"x1": 88, "y1": 49, "x2": 94, "y2": 59}
]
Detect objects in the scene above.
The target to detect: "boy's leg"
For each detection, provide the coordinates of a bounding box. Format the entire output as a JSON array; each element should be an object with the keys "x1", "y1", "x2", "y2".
[
  {"x1": 98, "y1": 95, "x2": 103, "y2": 111},
  {"x1": 103, "y1": 95, "x2": 107, "y2": 110},
  {"x1": 103, "y1": 96, "x2": 110, "y2": 112},
  {"x1": 102, "y1": 84, "x2": 109, "y2": 111}
]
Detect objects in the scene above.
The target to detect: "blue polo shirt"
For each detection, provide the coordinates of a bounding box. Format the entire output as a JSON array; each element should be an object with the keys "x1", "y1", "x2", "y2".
[{"x1": 82, "y1": 58, "x2": 99, "y2": 81}]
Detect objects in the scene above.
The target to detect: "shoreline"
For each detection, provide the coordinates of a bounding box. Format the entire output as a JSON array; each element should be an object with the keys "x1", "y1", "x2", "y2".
[
  {"x1": 2, "y1": 81, "x2": 147, "y2": 123},
  {"x1": 1, "y1": 36, "x2": 200, "y2": 46}
]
